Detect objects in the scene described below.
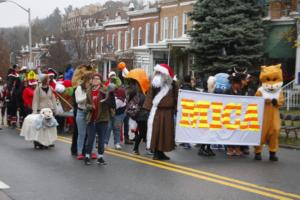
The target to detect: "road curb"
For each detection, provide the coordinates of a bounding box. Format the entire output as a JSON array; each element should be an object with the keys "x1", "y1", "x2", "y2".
[{"x1": 279, "y1": 144, "x2": 300, "y2": 150}]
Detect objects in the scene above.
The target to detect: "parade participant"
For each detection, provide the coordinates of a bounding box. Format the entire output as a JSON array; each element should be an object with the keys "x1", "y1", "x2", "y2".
[
  {"x1": 197, "y1": 77, "x2": 216, "y2": 157},
  {"x1": 144, "y1": 64, "x2": 178, "y2": 160},
  {"x1": 179, "y1": 75, "x2": 195, "y2": 149},
  {"x1": 6, "y1": 67, "x2": 20, "y2": 128},
  {"x1": 84, "y1": 73, "x2": 116, "y2": 165},
  {"x1": 75, "y1": 73, "x2": 97, "y2": 160},
  {"x1": 0, "y1": 77, "x2": 6, "y2": 126},
  {"x1": 32, "y1": 75, "x2": 57, "y2": 115},
  {"x1": 17, "y1": 66, "x2": 28, "y2": 127},
  {"x1": 225, "y1": 73, "x2": 244, "y2": 156},
  {"x1": 104, "y1": 75, "x2": 126, "y2": 150},
  {"x1": 254, "y1": 64, "x2": 284, "y2": 162},
  {"x1": 22, "y1": 79, "x2": 38, "y2": 116},
  {"x1": 123, "y1": 68, "x2": 150, "y2": 155},
  {"x1": 70, "y1": 64, "x2": 96, "y2": 155},
  {"x1": 117, "y1": 62, "x2": 134, "y2": 145},
  {"x1": 104, "y1": 71, "x2": 117, "y2": 87}
]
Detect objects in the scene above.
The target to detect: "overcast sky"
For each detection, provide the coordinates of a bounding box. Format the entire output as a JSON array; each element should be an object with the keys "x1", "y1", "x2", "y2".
[{"x1": 0, "y1": 0, "x2": 149, "y2": 28}]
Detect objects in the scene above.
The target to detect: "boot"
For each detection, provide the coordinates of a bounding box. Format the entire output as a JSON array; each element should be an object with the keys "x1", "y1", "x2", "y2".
[
  {"x1": 153, "y1": 151, "x2": 160, "y2": 160},
  {"x1": 198, "y1": 145, "x2": 209, "y2": 156},
  {"x1": 158, "y1": 151, "x2": 170, "y2": 160},
  {"x1": 125, "y1": 138, "x2": 133, "y2": 145},
  {"x1": 269, "y1": 152, "x2": 278, "y2": 162},
  {"x1": 205, "y1": 145, "x2": 216, "y2": 156},
  {"x1": 254, "y1": 153, "x2": 262, "y2": 161}
]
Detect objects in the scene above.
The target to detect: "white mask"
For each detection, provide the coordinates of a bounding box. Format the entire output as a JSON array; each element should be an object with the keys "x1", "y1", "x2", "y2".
[{"x1": 152, "y1": 74, "x2": 163, "y2": 88}]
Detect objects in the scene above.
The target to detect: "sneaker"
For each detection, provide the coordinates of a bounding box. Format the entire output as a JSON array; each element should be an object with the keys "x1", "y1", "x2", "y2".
[
  {"x1": 91, "y1": 153, "x2": 97, "y2": 160},
  {"x1": 146, "y1": 148, "x2": 154, "y2": 155},
  {"x1": 97, "y1": 157, "x2": 107, "y2": 165},
  {"x1": 77, "y1": 154, "x2": 84, "y2": 160},
  {"x1": 226, "y1": 147, "x2": 234, "y2": 156},
  {"x1": 254, "y1": 153, "x2": 262, "y2": 161},
  {"x1": 84, "y1": 157, "x2": 91, "y2": 165},
  {"x1": 133, "y1": 149, "x2": 140, "y2": 155},
  {"x1": 115, "y1": 144, "x2": 122, "y2": 150},
  {"x1": 183, "y1": 143, "x2": 192, "y2": 149},
  {"x1": 235, "y1": 148, "x2": 243, "y2": 156}
]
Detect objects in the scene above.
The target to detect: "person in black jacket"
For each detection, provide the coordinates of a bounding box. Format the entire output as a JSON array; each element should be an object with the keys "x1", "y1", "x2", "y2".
[{"x1": 180, "y1": 75, "x2": 195, "y2": 149}]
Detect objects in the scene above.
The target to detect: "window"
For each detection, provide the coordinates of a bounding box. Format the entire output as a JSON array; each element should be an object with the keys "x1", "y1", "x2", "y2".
[
  {"x1": 145, "y1": 23, "x2": 151, "y2": 44},
  {"x1": 124, "y1": 31, "x2": 129, "y2": 50},
  {"x1": 86, "y1": 40, "x2": 89, "y2": 54},
  {"x1": 172, "y1": 16, "x2": 178, "y2": 39},
  {"x1": 112, "y1": 34, "x2": 115, "y2": 49},
  {"x1": 154, "y1": 22, "x2": 158, "y2": 43},
  {"x1": 163, "y1": 17, "x2": 169, "y2": 40},
  {"x1": 138, "y1": 27, "x2": 142, "y2": 46},
  {"x1": 95, "y1": 37, "x2": 99, "y2": 53},
  {"x1": 182, "y1": 13, "x2": 188, "y2": 35},
  {"x1": 91, "y1": 39, "x2": 94, "y2": 50},
  {"x1": 106, "y1": 34, "x2": 109, "y2": 47},
  {"x1": 100, "y1": 37, "x2": 104, "y2": 53},
  {"x1": 131, "y1": 28, "x2": 134, "y2": 47},
  {"x1": 118, "y1": 31, "x2": 122, "y2": 51}
]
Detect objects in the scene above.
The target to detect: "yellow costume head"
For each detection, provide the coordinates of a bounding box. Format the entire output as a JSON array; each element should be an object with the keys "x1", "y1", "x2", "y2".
[{"x1": 259, "y1": 64, "x2": 283, "y2": 93}]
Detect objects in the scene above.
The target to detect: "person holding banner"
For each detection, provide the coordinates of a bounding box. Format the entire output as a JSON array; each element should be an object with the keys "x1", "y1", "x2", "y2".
[
  {"x1": 144, "y1": 64, "x2": 178, "y2": 160},
  {"x1": 225, "y1": 74, "x2": 244, "y2": 156},
  {"x1": 179, "y1": 75, "x2": 195, "y2": 150}
]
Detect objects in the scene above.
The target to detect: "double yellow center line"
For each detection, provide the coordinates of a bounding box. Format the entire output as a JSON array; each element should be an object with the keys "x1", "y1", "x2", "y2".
[{"x1": 57, "y1": 136, "x2": 300, "y2": 200}]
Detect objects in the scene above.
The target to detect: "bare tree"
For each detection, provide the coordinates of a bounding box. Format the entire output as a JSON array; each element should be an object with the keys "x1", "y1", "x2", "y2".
[
  {"x1": 48, "y1": 40, "x2": 70, "y2": 71},
  {"x1": 0, "y1": 36, "x2": 10, "y2": 79}
]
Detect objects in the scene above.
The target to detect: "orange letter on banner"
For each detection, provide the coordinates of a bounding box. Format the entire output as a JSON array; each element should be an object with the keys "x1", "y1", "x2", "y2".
[
  {"x1": 180, "y1": 99, "x2": 195, "y2": 128},
  {"x1": 240, "y1": 104, "x2": 260, "y2": 131},
  {"x1": 221, "y1": 103, "x2": 242, "y2": 130},
  {"x1": 210, "y1": 102, "x2": 223, "y2": 130},
  {"x1": 194, "y1": 101, "x2": 210, "y2": 128}
]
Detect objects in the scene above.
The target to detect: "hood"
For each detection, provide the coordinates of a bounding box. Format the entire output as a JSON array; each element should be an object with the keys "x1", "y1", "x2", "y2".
[{"x1": 125, "y1": 68, "x2": 150, "y2": 95}]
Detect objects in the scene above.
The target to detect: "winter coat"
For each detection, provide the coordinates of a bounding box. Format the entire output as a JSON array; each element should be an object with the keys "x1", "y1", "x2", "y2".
[
  {"x1": 32, "y1": 85, "x2": 57, "y2": 114},
  {"x1": 86, "y1": 87, "x2": 116, "y2": 123},
  {"x1": 144, "y1": 82, "x2": 178, "y2": 152}
]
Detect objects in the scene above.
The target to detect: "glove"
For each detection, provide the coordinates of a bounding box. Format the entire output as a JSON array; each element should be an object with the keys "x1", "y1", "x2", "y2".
[{"x1": 271, "y1": 98, "x2": 278, "y2": 106}]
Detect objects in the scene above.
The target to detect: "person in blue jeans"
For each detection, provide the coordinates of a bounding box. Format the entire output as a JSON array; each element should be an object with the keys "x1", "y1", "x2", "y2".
[
  {"x1": 104, "y1": 75, "x2": 126, "y2": 150},
  {"x1": 75, "y1": 73, "x2": 97, "y2": 160},
  {"x1": 84, "y1": 73, "x2": 116, "y2": 165}
]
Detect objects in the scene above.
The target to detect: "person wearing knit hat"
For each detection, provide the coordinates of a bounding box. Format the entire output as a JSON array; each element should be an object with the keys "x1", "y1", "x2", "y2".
[
  {"x1": 143, "y1": 63, "x2": 178, "y2": 160},
  {"x1": 84, "y1": 72, "x2": 116, "y2": 165},
  {"x1": 22, "y1": 79, "x2": 38, "y2": 116},
  {"x1": 6, "y1": 67, "x2": 21, "y2": 128}
]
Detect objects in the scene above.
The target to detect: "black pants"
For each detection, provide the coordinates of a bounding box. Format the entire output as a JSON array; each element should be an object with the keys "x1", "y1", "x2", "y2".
[
  {"x1": 71, "y1": 109, "x2": 78, "y2": 155},
  {"x1": 133, "y1": 120, "x2": 147, "y2": 151},
  {"x1": 123, "y1": 115, "x2": 129, "y2": 140}
]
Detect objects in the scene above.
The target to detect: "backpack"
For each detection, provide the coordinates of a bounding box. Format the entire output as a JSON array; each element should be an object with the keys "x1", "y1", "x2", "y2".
[{"x1": 126, "y1": 95, "x2": 141, "y2": 119}]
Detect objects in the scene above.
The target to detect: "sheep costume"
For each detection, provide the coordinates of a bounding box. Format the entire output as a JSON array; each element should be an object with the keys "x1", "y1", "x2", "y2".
[{"x1": 20, "y1": 108, "x2": 58, "y2": 146}]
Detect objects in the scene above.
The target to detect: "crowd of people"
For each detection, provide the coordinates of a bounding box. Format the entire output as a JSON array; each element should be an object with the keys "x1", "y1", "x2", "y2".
[{"x1": 0, "y1": 62, "x2": 273, "y2": 166}]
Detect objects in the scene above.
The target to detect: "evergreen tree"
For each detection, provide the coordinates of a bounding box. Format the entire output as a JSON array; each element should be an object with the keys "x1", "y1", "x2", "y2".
[{"x1": 189, "y1": 0, "x2": 267, "y2": 73}]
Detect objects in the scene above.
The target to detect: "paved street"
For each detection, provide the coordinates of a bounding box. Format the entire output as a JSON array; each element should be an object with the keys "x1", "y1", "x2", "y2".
[{"x1": 0, "y1": 128, "x2": 300, "y2": 200}]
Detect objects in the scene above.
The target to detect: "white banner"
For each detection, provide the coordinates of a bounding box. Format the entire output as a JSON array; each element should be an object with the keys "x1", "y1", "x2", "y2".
[{"x1": 175, "y1": 90, "x2": 265, "y2": 145}]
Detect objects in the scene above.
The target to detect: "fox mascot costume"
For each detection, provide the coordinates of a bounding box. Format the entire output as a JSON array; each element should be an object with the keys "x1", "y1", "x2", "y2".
[{"x1": 255, "y1": 64, "x2": 284, "y2": 161}]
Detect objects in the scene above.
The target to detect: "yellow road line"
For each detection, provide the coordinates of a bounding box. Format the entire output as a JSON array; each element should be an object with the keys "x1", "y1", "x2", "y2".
[
  {"x1": 107, "y1": 148, "x2": 300, "y2": 200},
  {"x1": 56, "y1": 136, "x2": 297, "y2": 200},
  {"x1": 106, "y1": 151, "x2": 292, "y2": 200}
]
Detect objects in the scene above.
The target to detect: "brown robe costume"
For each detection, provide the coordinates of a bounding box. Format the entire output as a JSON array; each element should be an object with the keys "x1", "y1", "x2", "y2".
[{"x1": 143, "y1": 82, "x2": 178, "y2": 152}]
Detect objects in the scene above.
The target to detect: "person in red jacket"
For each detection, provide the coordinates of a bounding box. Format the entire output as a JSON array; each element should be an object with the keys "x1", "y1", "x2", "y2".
[{"x1": 22, "y1": 79, "x2": 38, "y2": 116}]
